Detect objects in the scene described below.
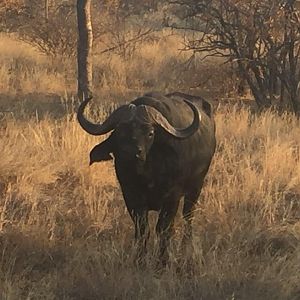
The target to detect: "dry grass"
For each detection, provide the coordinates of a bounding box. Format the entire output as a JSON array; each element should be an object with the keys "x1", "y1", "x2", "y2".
[
  {"x1": 0, "y1": 106, "x2": 299, "y2": 300},
  {"x1": 0, "y1": 34, "x2": 299, "y2": 300},
  {"x1": 0, "y1": 34, "x2": 71, "y2": 96},
  {"x1": 0, "y1": 32, "x2": 234, "y2": 99}
]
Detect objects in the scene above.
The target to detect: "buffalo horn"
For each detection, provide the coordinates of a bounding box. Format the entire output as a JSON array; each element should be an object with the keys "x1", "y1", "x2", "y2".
[
  {"x1": 77, "y1": 96, "x2": 135, "y2": 136},
  {"x1": 143, "y1": 99, "x2": 200, "y2": 139}
]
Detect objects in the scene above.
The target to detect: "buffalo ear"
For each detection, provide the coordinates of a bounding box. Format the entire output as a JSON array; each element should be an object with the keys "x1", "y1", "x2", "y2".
[
  {"x1": 89, "y1": 137, "x2": 114, "y2": 165},
  {"x1": 202, "y1": 99, "x2": 213, "y2": 117}
]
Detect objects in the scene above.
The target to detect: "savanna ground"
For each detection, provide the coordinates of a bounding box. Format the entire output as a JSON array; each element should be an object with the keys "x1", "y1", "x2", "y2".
[{"x1": 0, "y1": 32, "x2": 300, "y2": 300}]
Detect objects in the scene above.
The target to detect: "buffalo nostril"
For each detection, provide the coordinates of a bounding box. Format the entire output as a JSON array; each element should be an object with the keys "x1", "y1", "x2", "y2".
[{"x1": 136, "y1": 147, "x2": 142, "y2": 158}]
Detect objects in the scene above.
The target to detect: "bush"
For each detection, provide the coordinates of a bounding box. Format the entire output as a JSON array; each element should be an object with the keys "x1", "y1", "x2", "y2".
[{"x1": 19, "y1": 5, "x2": 78, "y2": 58}]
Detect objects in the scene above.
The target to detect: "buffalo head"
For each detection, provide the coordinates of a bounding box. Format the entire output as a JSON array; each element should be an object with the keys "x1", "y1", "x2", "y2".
[{"x1": 77, "y1": 96, "x2": 200, "y2": 165}]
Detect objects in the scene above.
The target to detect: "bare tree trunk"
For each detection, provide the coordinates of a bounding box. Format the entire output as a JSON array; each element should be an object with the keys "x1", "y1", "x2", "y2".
[
  {"x1": 237, "y1": 62, "x2": 271, "y2": 108},
  {"x1": 45, "y1": 0, "x2": 49, "y2": 20},
  {"x1": 77, "y1": 0, "x2": 93, "y2": 100}
]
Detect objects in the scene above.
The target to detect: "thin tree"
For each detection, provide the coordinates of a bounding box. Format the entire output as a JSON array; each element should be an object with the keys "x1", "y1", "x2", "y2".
[
  {"x1": 77, "y1": 0, "x2": 93, "y2": 99},
  {"x1": 45, "y1": 0, "x2": 49, "y2": 20}
]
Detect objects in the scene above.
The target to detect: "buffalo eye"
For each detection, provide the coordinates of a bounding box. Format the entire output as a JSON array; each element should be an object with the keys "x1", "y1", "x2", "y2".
[{"x1": 148, "y1": 131, "x2": 154, "y2": 138}]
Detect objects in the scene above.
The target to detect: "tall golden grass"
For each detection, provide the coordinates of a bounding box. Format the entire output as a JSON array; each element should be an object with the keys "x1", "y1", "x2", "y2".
[
  {"x1": 0, "y1": 34, "x2": 299, "y2": 300},
  {"x1": 0, "y1": 32, "x2": 234, "y2": 99}
]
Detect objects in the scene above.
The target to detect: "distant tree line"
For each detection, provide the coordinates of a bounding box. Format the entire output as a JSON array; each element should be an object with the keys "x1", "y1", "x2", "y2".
[
  {"x1": 166, "y1": 0, "x2": 300, "y2": 112},
  {"x1": 2, "y1": 0, "x2": 300, "y2": 112},
  {"x1": 0, "y1": 0, "x2": 161, "y2": 58}
]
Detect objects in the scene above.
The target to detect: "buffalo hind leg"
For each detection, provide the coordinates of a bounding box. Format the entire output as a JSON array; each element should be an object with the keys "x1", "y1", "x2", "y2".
[
  {"x1": 182, "y1": 183, "x2": 204, "y2": 249},
  {"x1": 156, "y1": 199, "x2": 180, "y2": 266}
]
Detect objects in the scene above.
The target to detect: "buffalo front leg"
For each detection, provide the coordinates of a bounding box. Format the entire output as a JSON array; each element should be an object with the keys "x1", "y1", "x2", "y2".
[
  {"x1": 118, "y1": 180, "x2": 150, "y2": 265},
  {"x1": 156, "y1": 199, "x2": 180, "y2": 266},
  {"x1": 131, "y1": 208, "x2": 150, "y2": 265}
]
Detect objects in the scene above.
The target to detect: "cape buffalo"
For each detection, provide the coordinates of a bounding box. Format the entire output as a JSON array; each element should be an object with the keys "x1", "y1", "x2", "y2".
[{"x1": 77, "y1": 92, "x2": 216, "y2": 265}]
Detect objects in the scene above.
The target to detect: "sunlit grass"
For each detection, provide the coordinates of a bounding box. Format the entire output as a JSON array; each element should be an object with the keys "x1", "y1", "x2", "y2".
[
  {"x1": 0, "y1": 32, "x2": 299, "y2": 300},
  {"x1": 0, "y1": 105, "x2": 299, "y2": 299}
]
